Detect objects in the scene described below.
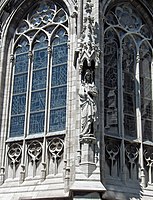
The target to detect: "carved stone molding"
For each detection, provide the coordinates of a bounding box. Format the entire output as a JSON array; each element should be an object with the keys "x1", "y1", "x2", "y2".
[
  {"x1": 105, "y1": 140, "x2": 120, "y2": 176},
  {"x1": 7, "y1": 143, "x2": 22, "y2": 178},
  {"x1": 48, "y1": 137, "x2": 64, "y2": 175},
  {"x1": 8, "y1": 143, "x2": 22, "y2": 165},
  {"x1": 125, "y1": 143, "x2": 139, "y2": 179},
  {"x1": 144, "y1": 146, "x2": 153, "y2": 184},
  {"x1": 27, "y1": 141, "x2": 42, "y2": 177}
]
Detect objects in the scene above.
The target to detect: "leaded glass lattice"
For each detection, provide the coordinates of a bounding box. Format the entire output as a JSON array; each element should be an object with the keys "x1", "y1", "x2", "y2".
[{"x1": 9, "y1": 1, "x2": 68, "y2": 137}]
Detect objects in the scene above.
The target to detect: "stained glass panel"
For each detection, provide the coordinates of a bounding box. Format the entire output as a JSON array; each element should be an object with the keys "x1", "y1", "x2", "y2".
[
  {"x1": 11, "y1": 94, "x2": 26, "y2": 115},
  {"x1": 16, "y1": 40, "x2": 29, "y2": 54},
  {"x1": 10, "y1": 115, "x2": 25, "y2": 137},
  {"x1": 51, "y1": 87, "x2": 67, "y2": 108},
  {"x1": 32, "y1": 69, "x2": 47, "y2": 90},
  {"x1": 124, "y1": 115, "x2": 136, "y2": 137},
  {"x1": 49, "y1": 108, "x2": 66, "y2": 132},
  {"x1": 33, "y1": 48, "x2": 48, "y2": 69},
  {"x1": 29, "y1": 112, "x2": 45, "y2": 133},
  {"x1": 13, "y1": 74, "x2": 27, "y2": 94},
  {"x1": 51, "y1": 65, "x2": 67, "y2": 86},
  {"x1": 15, "y1": 54, "x2": 28, "y2": 74},
  {"x1": 52, "y1": 44, "x2": 68, "y2": 65},
  {"x1": 30, "y1": 91, "x2": 46, "y2": 112}
]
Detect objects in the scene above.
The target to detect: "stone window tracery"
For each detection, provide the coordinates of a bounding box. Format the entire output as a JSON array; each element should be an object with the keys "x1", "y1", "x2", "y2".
[
  {"x1": 3, "y1": 0, "x2": 68, "y2": 182},
  {"x1": 10, "y1": 1, "x2": 68, "y2": 137}
]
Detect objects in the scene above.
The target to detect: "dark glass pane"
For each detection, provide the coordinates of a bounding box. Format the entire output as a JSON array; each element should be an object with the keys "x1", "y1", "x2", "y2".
[
  {"x1": 141, "y1": 99, "x2": 152, "y2": 120},
  {"x1": 13, "y1": 74, "x2": 27, "y2": 94},
  {"x1": 10, "y1": 115, "x2": 25, "y2": 137},
  {"x1": 142, "y1": 119, "x2": 153, "y2": 141},
  {"x1": 124, "y1": 115, "x2": 136, "y2": 137},
  {"x1": 123, "y1": 73, "x2": 134, "y2": 93},
  {"x1": 11, "y1": 94, "x2": 26, "y2": 115},
  {"x1": 52, "y1": 44, "x2": 68, "y2": 65},
  {"x1": 15, "y1": 54, "x2": 28, "y2": 74},
  {"x1": 33, "y1": 48, "x2": 48, "y2": 69},
  {"x1": 49, "y1": 108, "x2": 66, "y2": 132},
  {"x1": 51, "y1": 86, "x2": 67, "y2": 108},
  {"x1": 123, "y1": 93, "x2": 135, "y2": 115},
  {"x1": 30, "y1": 91, "x2": 46, "y2": 112},
  {"x1": 140, "y1": 78, "x2": 152, "y2": 99},
  {"x1": 51, "y1": 64, "x2": 67, "y2": 86},
  {"x1": 29, "y1": 112, "x2": 45, "y2": 133},
  {"x1": 104, "y1": 67, "x2": 117, "y2": 88},
  {"x1": 32, "y1": 69, "x2": 47, "y2": 90}
]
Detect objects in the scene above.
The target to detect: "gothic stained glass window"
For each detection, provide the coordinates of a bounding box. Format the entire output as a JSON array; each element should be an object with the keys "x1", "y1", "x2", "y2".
[
  {"x1": 9, "y1": 1, "x2": 68, "y2": 137},
  {"x1": 104, "y1": 4, "x2": 153, "y2": 141}
]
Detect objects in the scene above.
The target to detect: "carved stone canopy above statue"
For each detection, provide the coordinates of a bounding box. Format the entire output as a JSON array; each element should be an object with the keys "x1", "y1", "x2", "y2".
[{"x1": 76, "y1": 0, "x2": 100, "y2": 70}]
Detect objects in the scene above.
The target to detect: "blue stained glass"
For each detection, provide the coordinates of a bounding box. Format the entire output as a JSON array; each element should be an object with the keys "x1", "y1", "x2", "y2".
[
  {"x1": 49, "y1": 108, "x2": 66, "y2": 132},
  {"x1": 10, "y1": 115, "x2": 25, "y2": 137},
  {"x1": 51, "y1": 86, "x2": 67, "y2": 108},
  {"x1": 11, "y1": 94, "x2": 26, "y2": 115},
  {"x1": 33, "y1": 48, "x2": 48, "y2": 69},
  {"x1": 29, "y1": 112, "x2": 45, "y2": 134},
  {"x1": 52, "y1": 44, "x2": 68, "y2": 65},
  {"x1": 30, "y1": 91, "x2": 46, "y2": 111},
  {"x1": 51, "y1": 65, "x2": 67, "y2": 86},
  {"x1": 16, "y1": 40, "x2": 29, "y2": 54},
  {"x1": 32, "y1": 69, "x2": 47, "y2": 90},
  {"x1": 34, "y1": 36, "x2": 48, "y2": 49},
  {"x1": 13, "y1": 74, "x2": 27, "y2": 94},
  {"x1": 15, "y1": 54, "x2": 28, "y2": 74}
]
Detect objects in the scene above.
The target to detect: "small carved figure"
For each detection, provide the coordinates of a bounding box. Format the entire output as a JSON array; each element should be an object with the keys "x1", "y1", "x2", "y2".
[{"x1": 79, "y1": 69, "x2": 98, "y2": 136}]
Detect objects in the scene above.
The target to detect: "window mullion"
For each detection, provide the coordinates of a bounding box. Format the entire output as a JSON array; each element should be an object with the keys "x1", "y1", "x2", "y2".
[
  {"x1": 135, "y1": 52, "x2": 142, "y2": 140},
  {"x1": 20, "y1": 50, "x2": 33, "y2": 182},
  {"x1": 135, "y1": 51, "x2": 145, "y2": 186},
  {"x1": 118, "y1": 43, "x2": 124, "y2": 138},
  {"x1": 24, "y1": 50, "x2": 33, "y2": 138},
  {"x1": 41, "y1": 46, "x2": 52, "y2": 178},
  {"x1": 151, "y1": 56, "x2": 153, "y2": 141}
]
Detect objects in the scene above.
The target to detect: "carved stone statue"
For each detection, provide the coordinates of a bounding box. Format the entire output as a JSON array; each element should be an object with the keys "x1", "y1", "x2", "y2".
[{"x1": 79, "y1": 69, "x2": 98, "y2": 137}]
